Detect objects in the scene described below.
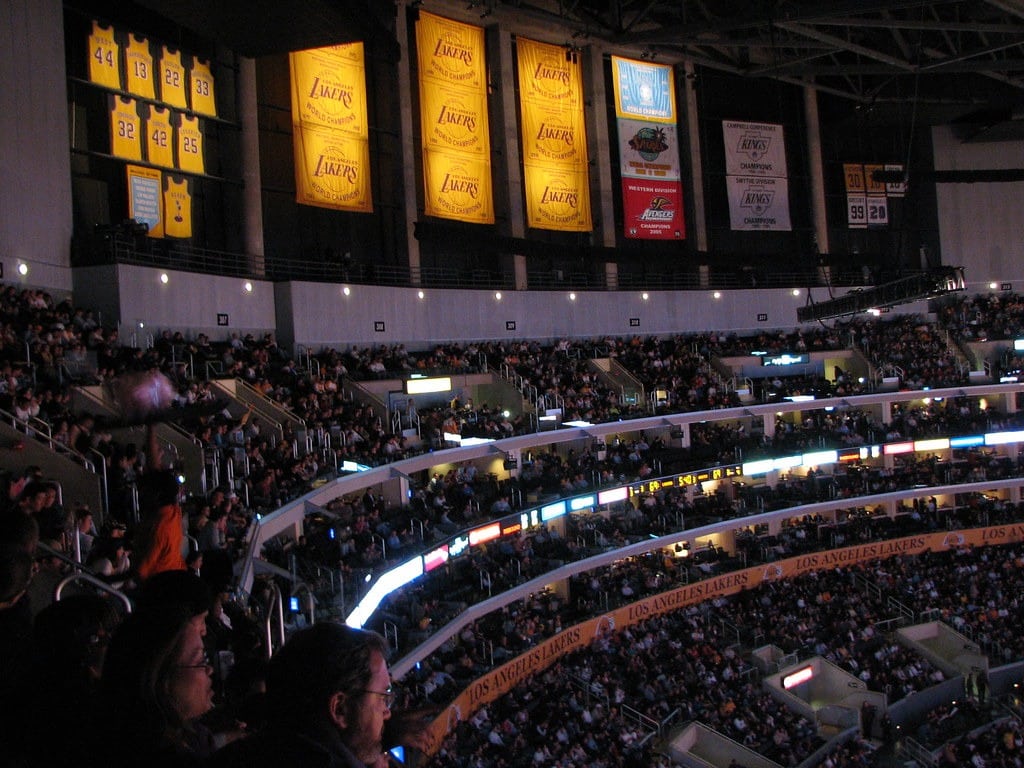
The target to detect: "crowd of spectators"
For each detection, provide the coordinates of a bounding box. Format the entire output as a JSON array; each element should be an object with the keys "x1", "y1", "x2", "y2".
[{"x1": 5, "y1": 281, "x2": 1024, "y2": 767}]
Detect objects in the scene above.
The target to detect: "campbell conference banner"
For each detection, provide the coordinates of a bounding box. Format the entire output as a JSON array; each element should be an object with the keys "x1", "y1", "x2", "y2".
[
  {"x1": 517, "y1": 37, "x2": 591, "y2": 232},
  {"x1": 722, "y1": 120, "x2": 791, "y2": 231},
  {"x1": 612, "y1": 56, "x2": 684, "y2": 240},
  {"x1": 420, "y1": 523, "x2": 1024, "y2": 755},
  {"x1": 290, "y1": 43, "x2": 372, "y2": 212},
  {"x1": 416, "y1": 12, "x2": 493, "y2": 224}
]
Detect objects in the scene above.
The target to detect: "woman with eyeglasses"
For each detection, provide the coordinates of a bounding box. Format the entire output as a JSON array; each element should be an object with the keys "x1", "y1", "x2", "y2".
[{"x1": 97, "y1": 605, "x2": 216, "y2": 768}]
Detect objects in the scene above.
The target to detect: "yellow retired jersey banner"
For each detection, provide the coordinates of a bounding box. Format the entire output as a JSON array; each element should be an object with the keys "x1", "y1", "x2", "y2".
[
  {"x1": 163, "y1": 175, "x2": 192, "y2": 238},
  {"x1": 159, "y1": 46, "x2": 188, "y2": 109},
  {"x1": 124, "y1": 33, "x2": 155, "y2": 99},
  {"x1": 419, "y1": 84, "x2": 489, "y2": 157},
  {"x1": 422, "y1": 151, "x2": 493, "y2": 224},
  {"x1": 517, "y1": 37, "x2": 591, "y2": 231},
  {"x1": 293, "y1": 123, "x2": 372, "y2": 212},
  {"x1": 290, "y1": 44, "x2": 367, "y2": 136},
  {"x1": 416, "y1": 12, "x2": 492, "y2": 223},
  {"x1": 126, "y1": 165, "x2": 163, "y2": 238},
  {"x1": 145, "y1": 105, "x2": 174, "y2": 168},
  {"x1": 190, "y1": 58, "x2": 217, "y2": 117},
  {"x1": 89, "y1": 20, "x2": 121, "y2": 90},
  {"x1": 176, "y1": 114, "x2": 204, "y2": 174},
  {"x1": 523, "y1": 163, "x2": 591, "y2": 231},
  {"x1": 110, "y1": 96, "x2": 143, "y2": 161}
]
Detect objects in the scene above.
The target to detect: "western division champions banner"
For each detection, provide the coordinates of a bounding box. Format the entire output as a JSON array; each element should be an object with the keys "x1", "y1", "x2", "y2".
[
  {"x1": 416, "y1": 12, "x2": 493, "y2": 224},
  {"x1": 290, "y1": 43, "x2": 373, "y2": 213},
  {"x1": 722, "y1": 120, "x2": 791, "y2": 231},
  {"x1": 612, "y1": 56, "x2": 684, "y2": 239},
  {"x1": 517, "y1": 38, "x2": 591, "y2": 232}
]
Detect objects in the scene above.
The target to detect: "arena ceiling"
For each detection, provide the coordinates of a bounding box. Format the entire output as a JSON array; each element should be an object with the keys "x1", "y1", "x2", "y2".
[{"x1": 131, "y1": 0, "x2": 1024, "y2": 131}]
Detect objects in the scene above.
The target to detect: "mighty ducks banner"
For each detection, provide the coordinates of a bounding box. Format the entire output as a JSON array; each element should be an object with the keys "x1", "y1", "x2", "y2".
[
  {"x1": 416, "y1": 12, "x2": 493, "y2": 223},
  {"x1": 611, "y1": 56, "x2": 684, "y2": 240},
  {"x1": 290, "y1": 43, "x2": 373, "y2": 212},
  {"x1": 516, "y1": 37, "x2": 591, "y2": 232},
  {"x1": 722, "y1": 120, "x2": 791, "y2": 231}
]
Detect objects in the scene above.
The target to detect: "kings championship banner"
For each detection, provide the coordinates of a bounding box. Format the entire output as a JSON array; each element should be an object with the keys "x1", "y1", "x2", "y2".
[
  {"x1": 290, "y1": 43, "x2": 373, "y2": 212},
  {"x1": 722, "y1": 120, "x2": 791, "y2": 231},
  {"x1": 416, "y1": 12, "x2": 493, "y2": 224},
  {"x1": 611, "y1": 56, "x2": 684, "y2": 239},
  {"x1": 517, "y1": 38, "x2": 591, "y2": 232}
]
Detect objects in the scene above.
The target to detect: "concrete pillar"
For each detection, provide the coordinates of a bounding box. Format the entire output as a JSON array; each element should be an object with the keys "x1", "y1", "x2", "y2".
[
  {"x1": 803, "y1": 86, "x2": 829, "y2": 258},
  {"x1": 496, "y1": 29, "x2": 528, "y2": 291},
  {"x1": 683, "y1": 61, "x2": 708, "y2": 253},
  {"x1": 238, "y1": 57, "x2": 265, "y2": 276},
  {"x1": 584, "y1": 44, "x2": 616, "y2": 251},
  {"x1": 395, "y1": 6, "x2": 422, "y2": 284}
]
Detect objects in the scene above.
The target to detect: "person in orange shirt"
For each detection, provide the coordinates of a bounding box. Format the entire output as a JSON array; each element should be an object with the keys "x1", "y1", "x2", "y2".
[{"x1": 134, "y1": 425, "x2": 187, "y2": 581}]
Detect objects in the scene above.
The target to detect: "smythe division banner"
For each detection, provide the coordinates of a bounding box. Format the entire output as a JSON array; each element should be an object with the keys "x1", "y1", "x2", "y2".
[{"x1": 722, "y1": 120, "x2": 791, "y2": 231}]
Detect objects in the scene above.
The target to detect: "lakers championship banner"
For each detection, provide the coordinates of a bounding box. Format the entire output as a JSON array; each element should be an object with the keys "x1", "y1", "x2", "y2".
[
  {"x1": 290, "y1": 43, "x2": 372, "y2": 212},
  {"x1": 517, "y1": 37, "x2": 590, "y2": 231},
  {"x1": 612, "y1": 56, "x2": 684, "y2": 239},
  {"x1": 722, "y1": 120, "x2": 790, "y2": 231},
  {"x1": 422, "y1": 153, "x2": 492, "y2": 222},
  {"x1": 89, "y1": 20, "x2": 121, "y2": 90},
  {"x1": 291, "y1": 44, "x2": 368, "y2": 135},
  {"x1": 126, "y1": 165, "x2": 163, "y2": 238},
  {"x1": 421, "y1": 523, "x2": 1024, "y2": 754},
  {"x1": 163, "y1": 175, "x2": 192, "y2": 238},
  {"x1": 416, "y1": 12, "x2": 493, "y2": 223},
  {"x1": 293, "y1": 123, "x2": 373, "y2": 212}
]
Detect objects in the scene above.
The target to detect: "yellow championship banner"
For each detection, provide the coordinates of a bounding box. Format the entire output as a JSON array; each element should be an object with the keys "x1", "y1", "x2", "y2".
[
  {"x1": 89, "y1": 20, "x2": 121, "y2": 90},
  {"x1": 293, "y1": 123, "x2": 372, "y2": 212},
  {"x1": 520, "y1": 100, "x2": 586, "y2": 166},
  {"x1": 126, "y1": 165, "x2": 163, "y2": 238},
  {"x1": 289, "y1": 43, "x2": 372, "y2": 212},
  {"x1": 189, "y1": 58, "x2": 217, "y2": 117},
  {"x1": 415, "y1": 11, "x2": 486, "y2": 90},
  {"x1": 422, "y1": 151, "x2": 493, "y2": 223},
  {"x1": 516, "y1": 37, "x2": 582, "y2": 108},
  {"x1": 517, "y1": 37, "x2": 590, "y2": 231},
  {"x1": 416, "y1": 11, "x2": 493, "y2": 223},
  {"x1": 290, "y1": 45, "x2": 367, "y2": 136},
  {"x1": 419, "y1": 84, "x2": 489, "y2": 157},
  {"x1": 163, "y1": 175, "x2": 192, "y2": 238},
  {"x1": 522, "y1": 163, "x2": 591, "y2": 231}
]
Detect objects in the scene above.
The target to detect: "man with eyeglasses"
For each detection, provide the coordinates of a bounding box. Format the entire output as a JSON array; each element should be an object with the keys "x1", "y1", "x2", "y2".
[{"x1": 209, "y1": 622, "x2": 428, "y2": 768}]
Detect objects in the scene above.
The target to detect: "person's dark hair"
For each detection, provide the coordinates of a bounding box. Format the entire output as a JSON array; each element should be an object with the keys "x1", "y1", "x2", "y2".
[
  {"x1": 265, "y1": 622, "x2": 387, "y2": 726},
  {"x1": 33, "y1": 594, "x2": 121, "y2": 679},
  {"x1": 139, "y1": 469, "x2": 182, "y2": 509},
  {"x1": 0, "y1": 550, "x2": 33, "y2": 604},
  {"x1": 136, "y1": 569, "x2": 212, "y2": 618},
  {"x1": 100, "y1": 605, "x2": 197, "y2": 751}
]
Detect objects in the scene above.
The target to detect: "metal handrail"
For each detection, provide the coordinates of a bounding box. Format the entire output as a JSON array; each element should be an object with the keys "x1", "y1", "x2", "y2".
[{"x1": 54, "y1": 571, "x2": 133, "y2": 613}]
